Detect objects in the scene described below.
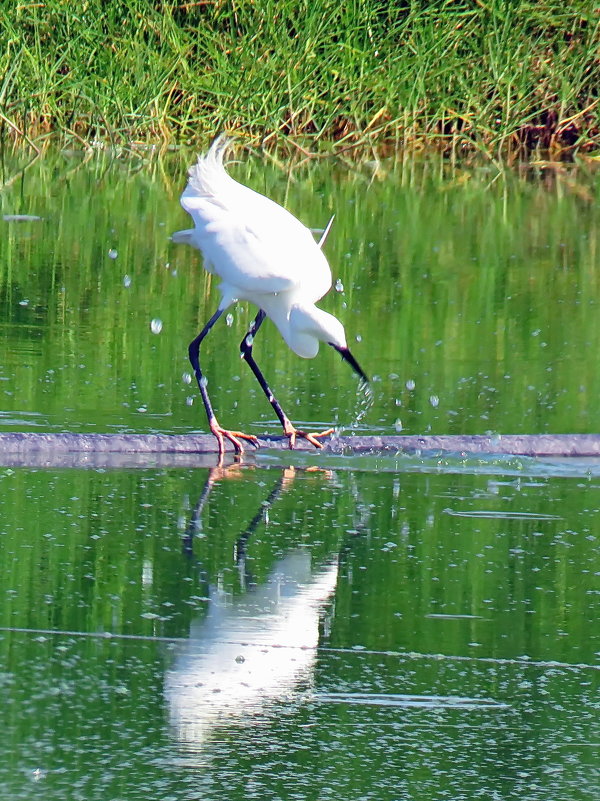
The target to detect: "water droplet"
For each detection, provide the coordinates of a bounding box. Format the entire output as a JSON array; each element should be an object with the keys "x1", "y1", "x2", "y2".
[
  {"x1": 335, "y1": 278, "x2": 344, "y2": 292},
  {"x1": 150, "y1": 318, "x2": 163, "y2": 334},
  {"x1": 355, "y1": 334, "x2": 362, "y2": 343},
  {"x1": 108, "y1": 248, "x2": 118, "y2": 259},
  {"x1": 406, "y1": 379, "x2": 416, "y2": 390},
  {"x1": 137, "y1": 406, "x2": 147, "y2": 413},
  {"x1": 235, "y1": 655, "x2": 245, "y2": 664},
  {"x1": 199, "y1": 376, "x2": 208, "y2": 388},
  {"x1": 430, "y1": 394, "x2": 439, "y2": 407},
  {"x1": 182, "y1": 372, "x2": 192, "y2": 384},
  {"x1": 226, "y1": 313, "x2": 234, "y2": 327},
  {"x1": 350, "y1": 377, "x2": 374, "y2": 428},
  {"x1": 245, "y1": 334, "x2": 254, "y2": 347},
  {"x1": 19, "y1": 299, "x2": 29, "y2": 306},
  {"x1": 186, "y1": 396, "x2": 194, "y2": 406},
  {"x1": 123, "y1": 274, "x2": 132, "y2": 288},
  {"x1": 394, "y1": 419, "x2": 403, "y2": 432},
  {"x1": 395, "y1": 398, "x2": 401, "y2": 406}
]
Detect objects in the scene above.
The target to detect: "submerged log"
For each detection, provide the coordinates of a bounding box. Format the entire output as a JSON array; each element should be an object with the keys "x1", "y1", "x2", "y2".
[{"x1": 0, "y1": 432, "x2": 599, "y2": 468}]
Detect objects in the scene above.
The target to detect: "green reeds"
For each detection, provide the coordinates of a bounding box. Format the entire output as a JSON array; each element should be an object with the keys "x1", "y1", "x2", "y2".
[{"x1": 0, "y1": 0, "x2": 598, "y2": 154}]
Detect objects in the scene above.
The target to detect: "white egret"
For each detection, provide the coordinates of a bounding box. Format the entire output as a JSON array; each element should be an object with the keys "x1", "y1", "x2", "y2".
[{"x1": 172, "y1": 135, "x2": 367, "y2": 455}]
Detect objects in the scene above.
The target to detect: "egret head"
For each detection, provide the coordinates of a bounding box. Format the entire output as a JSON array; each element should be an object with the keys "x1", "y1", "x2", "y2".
[{"x1": 288, "y1": 305, "x2": 368, "y2": 383}]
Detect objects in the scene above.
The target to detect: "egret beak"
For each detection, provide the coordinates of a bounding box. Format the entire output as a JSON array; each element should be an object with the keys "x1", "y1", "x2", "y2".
[{"x1": 329, "y1": 343, "x2": 369, "y2": 384}]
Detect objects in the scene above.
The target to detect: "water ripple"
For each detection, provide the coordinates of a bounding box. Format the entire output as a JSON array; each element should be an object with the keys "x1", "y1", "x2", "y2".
[
  {"x1": 316, "y1": 692, "x2": 510, "y2": 710},
  {"x1": 443, "y1": 508, "x2": 562, "y2": 520}
]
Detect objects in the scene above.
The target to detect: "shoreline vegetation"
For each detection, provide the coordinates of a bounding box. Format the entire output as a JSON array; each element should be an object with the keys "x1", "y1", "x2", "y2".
[{"x1": 1, "y1": 0, "x2": 599, "y2": 158}]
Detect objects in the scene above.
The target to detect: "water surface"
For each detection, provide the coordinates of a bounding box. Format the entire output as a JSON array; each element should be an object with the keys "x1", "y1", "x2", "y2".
[
  {"x1": 1, "y1": 464, "x2": 599, "y2": 800},
  {"x1": 1, "y1": 149, "x2": 599, "y2": 800},
  {"x1": 2, "y1": 150, "x2": 600, "y2": 436}
]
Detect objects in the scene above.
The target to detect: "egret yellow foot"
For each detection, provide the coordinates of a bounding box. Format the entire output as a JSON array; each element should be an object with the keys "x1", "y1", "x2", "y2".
[
  {"x1": 209, "y1": 420, "x2": 259, "y2": 455},
  {"x1": 284, "y1": 424, "x2": 334, "y2": 450}
]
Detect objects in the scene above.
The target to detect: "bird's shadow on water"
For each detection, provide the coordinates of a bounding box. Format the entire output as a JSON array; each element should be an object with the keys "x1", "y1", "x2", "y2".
[
  {"x1": 166, "y1": 463, "x2": 516, "y2": 756},
  {"x1": 181, "y1": 463, "x2": 297, "y2": 579},
  {"x1": 180, "y1": 461, "x2": 363, "y2": 583},
  {"x1": 166, "y1": 462, "x2": 361, "y2": 746}
]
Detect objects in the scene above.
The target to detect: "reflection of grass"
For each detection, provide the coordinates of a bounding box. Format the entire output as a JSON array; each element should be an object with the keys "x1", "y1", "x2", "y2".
[
  {"x1": 1, "y1": 148, "x2": 600, "y2": 439},
  {"x1": 1, "y1": 1, "x2": 598, "y2": 154}
]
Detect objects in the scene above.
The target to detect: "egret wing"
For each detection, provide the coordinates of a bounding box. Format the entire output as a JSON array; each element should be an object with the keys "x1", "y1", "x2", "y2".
[{"x1": 181, "y1": 178, "x2": 331, "y2": 301}]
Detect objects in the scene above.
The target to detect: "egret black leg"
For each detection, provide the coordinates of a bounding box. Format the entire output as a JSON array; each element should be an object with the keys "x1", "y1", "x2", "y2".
[
  {"x1": 189, "y1": 308, "x2": 224, "y2": 427},
  {"x1": 240, "y1": 311, "x2": 334, "y2": 449},
  {"x1": 189, "y1": 308, "x2": 259, "y2": 456},
  {"x1": 240, "y1": 311, "x2": 288, "y2": 430}
]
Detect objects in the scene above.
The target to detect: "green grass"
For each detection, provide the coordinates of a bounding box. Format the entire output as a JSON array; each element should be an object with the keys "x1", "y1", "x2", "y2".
[{"x1": 0, "y1": 0, "x2": 598, "y2": 155}]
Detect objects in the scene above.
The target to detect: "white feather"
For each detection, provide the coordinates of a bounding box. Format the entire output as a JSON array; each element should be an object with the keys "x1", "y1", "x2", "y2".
[{"x1": 173, "y1": 136, "x2": 345, "y2": 357}]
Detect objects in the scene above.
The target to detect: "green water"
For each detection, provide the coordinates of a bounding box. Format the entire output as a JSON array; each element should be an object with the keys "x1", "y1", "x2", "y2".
[
  {"x1": 0, "y1": 149, "x2": 599, "y2": 800},
  {"x1": 2, "y1": 150, "x2": 600, "y2": 436}
]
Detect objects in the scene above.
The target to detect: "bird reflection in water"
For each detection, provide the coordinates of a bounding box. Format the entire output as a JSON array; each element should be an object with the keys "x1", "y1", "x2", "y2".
[{"x1": 165, "y1": 465, "x2": 338, "y2": 746}]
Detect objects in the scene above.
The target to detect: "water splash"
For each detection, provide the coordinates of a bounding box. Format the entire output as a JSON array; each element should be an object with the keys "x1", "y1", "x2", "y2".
[{"x1": 348, "y1": 380, "x2": 374, "y2": 431}]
